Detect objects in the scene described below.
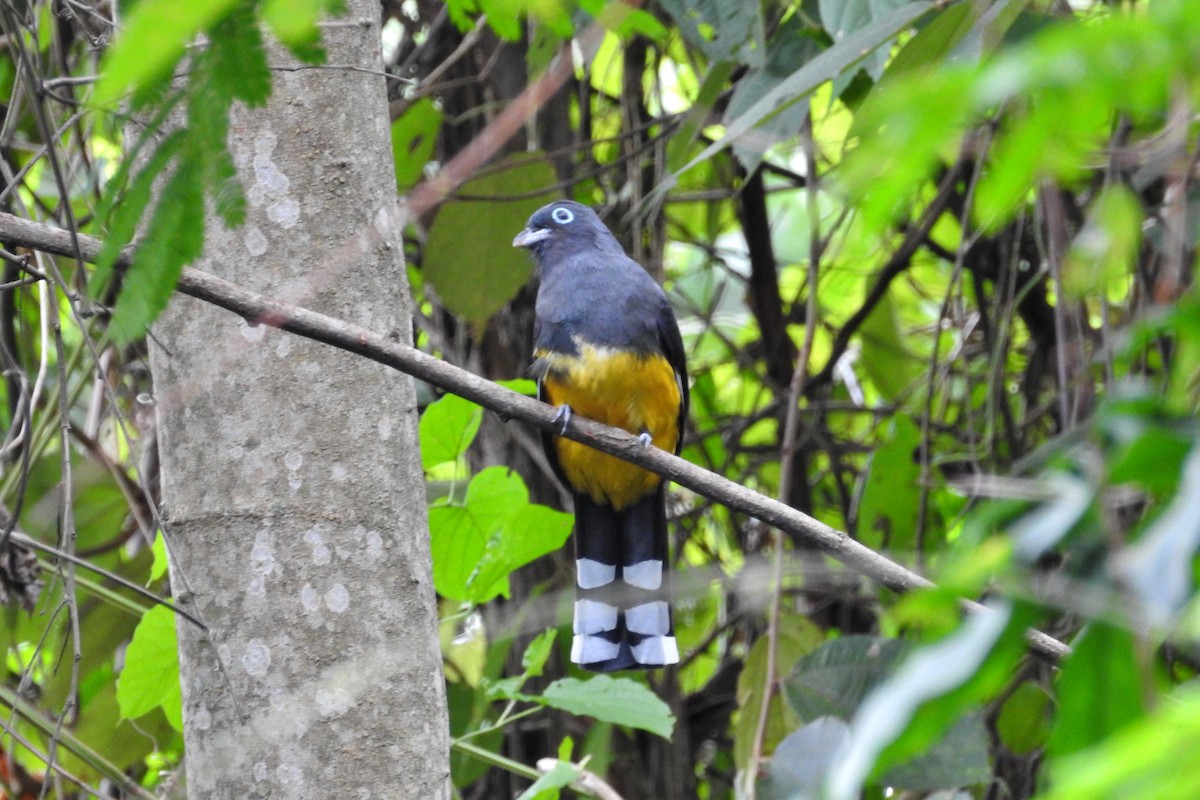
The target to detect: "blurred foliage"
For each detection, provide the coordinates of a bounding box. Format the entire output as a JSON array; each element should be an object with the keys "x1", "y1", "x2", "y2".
[{"x1": 2, "y1": 0, "x2": 1200, "y2": 798}]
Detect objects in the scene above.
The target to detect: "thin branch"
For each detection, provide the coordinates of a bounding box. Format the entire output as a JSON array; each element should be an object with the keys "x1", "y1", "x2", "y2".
[
  {"x1": 0, "y1": 210, "x2": 1072, "y2": 664},
  {"x1": 807, "y1": 162, "x2": 964, "y2": 395}
]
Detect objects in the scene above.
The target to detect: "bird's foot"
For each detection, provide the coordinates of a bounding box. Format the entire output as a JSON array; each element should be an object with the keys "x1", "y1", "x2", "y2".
[
  {"x1": 553, "y1": 404, "x2": 573, "y2": 435},
  {"x1": 636, "y1": 431, "x2": 653, "y2": 448}
]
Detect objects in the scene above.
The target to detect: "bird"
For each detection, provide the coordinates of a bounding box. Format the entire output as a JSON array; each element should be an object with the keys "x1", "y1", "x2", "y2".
[{"x1": 513, "y1": 200, "x2": 688, "y2": 672}]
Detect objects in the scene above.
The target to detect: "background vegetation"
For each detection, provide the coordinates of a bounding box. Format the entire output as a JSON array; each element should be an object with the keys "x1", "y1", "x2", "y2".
[{"x1": 1, "y1": 0, "x2": 1199, "y2": 797}]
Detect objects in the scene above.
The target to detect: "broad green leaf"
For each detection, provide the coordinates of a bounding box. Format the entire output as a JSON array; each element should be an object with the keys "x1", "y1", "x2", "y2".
[
  {"x1": 883, "y1": 1, "x2": 976, "y2": 78},
  {"x1": 858, "y1": 290, "x2": 923, "y2": 402},
  {"x1": 784, "y1": 635, "x2": 906, "y2": 722},
  {"x1": 996, "y1": 682, "x2": 1052, "y2": 755},
  {"x1": 539, "y1": 676, "x2": 675, "y2": 739},
  {"x1": 479, "y1": 0, "x2": 524, "y2": 40},
  {"x1": 1108, "y1": 425, "x2": 1191, "y2": 497},
  {"x1": 1048, "y1": 623, "x2": 1145, "y2": 758},
  {"x1": 734, "y1": 616, "x2": 825, "y2": 770},
  {"x1": 724, "y1": 16, "x2": 823, "y2": 170},
  {"x1": 468, "y1": 503, "x2": 572, "y2": 600},
  {"x1": 424, "y1": 153, "x2": 558, "y2": 324},
  {"x1": 855, "y1": 416, "x2": 923, "y2": 559},
  {"x1": 760, "y1": 717, "x2": 851, "y2": 800},
  {"x1": 392, "y1": 97, "x2": 443, "y2": 190},
  {"x1": 670, "y1": 1, "x2": 933, "y2": 185},
  {"x1": 1039, "y1": 686, "x2": 1200, "y2": 800},
  {"x1": 882, "y1": 711, "x2": 991, "y2": 791},
  {"x1": 826, "y1": 603, "x2": 1020, "y2": 800},
  {"x1": 117, "y1": 605, "x2": 183, "y2": 732},
  {"x1": 429, "y1": 467, "x2": 527, "y2": 601},
  {"x1": 820, "y1": 0, "x2": 918, "y2": 80},
  {"x1": 94, "y1": 0, "x2": 241, "y2": 107},
  {"x1": 658, "y1": 0, "x2": 764, "y2": 67},
  {"x1": 420, "y1": 394, "x2": 484, "y2": 469}
]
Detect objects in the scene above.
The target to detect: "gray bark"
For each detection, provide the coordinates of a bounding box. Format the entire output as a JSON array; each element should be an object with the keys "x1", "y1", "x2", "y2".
[{"x1": 147, "y1": 4, "x2": 450, "y2": 797}]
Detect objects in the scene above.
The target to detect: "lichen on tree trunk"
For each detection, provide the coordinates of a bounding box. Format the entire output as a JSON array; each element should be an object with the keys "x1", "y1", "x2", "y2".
[{"x1": 146, "y1": 4, "x2": 451, "y2": 796}]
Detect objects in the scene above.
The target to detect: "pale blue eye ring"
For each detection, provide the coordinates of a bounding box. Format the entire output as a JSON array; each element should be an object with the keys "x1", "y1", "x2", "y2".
[{"x1": 552, "y1": 207, "x2": 574, "y2": 224}]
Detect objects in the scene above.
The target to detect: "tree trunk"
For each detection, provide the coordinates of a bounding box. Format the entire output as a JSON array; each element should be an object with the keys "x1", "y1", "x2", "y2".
[{"x1": 147, "y1": 4, "x2": 451, "y2": 797}]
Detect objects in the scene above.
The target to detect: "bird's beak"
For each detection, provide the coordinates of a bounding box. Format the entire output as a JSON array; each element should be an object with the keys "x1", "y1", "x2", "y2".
[{"x1": 513, "y1": 227, "x2": 551, "y2": 249}]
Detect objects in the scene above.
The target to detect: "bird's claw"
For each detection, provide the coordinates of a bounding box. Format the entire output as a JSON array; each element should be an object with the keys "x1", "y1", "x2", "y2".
[
  {"x1": 553, "y1": 404, "x2": 573, "y2": 435},
  {"x1": 636, "y1": 431, "x2": 653, "y2": 448}
]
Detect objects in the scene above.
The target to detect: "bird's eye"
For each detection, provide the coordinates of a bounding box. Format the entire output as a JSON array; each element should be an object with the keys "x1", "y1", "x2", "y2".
[{"x1": 551, "y1": 207, "x2": 574, "y2": 224}]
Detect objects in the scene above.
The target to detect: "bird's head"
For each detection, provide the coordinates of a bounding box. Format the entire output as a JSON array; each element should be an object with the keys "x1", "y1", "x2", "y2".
[{"x1": 512, "y1": 200, "x2": 614, "y2": 259}]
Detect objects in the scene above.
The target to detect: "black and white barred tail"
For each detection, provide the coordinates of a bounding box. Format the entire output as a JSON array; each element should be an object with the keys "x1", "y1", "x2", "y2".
[{"x1": 570, "y1": 490, "x2": 678, "y2": 671}]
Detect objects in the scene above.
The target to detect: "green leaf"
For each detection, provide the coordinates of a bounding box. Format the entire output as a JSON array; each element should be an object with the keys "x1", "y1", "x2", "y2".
[
  {"x1": 117, "y1": 605, "x2": 183, "y2": 732},
  {"x1": 760, "y1": 717, "x2": 851, "y2": 800},
  {"x1": 478, "y1": 0, "x2": 524, "y2": 40},
  {"x1": 209, "y1": 3, "x2": 273, "y2": 107},
  {"x1": 108, "y1": 155, "x2": 206, "y2": 344},
  {"x1": 420, "y1": 394, "x2": 484, "y2": 469},
  {"x1": 658, "y1": 0, "x2": 764, "y2": 66},
  {"x1": 1108, "y1": 425, "x2": 1191, "y2": 496},
  {"x1": 670, "y1": 2, "x2": 933, "y2": 185},
  {"x1": 1048, "y1": 622, "x2": 1146, "y2": 758},
  {"x1": 424, "y1": 153, "x2": 558, "y2": 324},
  {"x1": 517, "y1": 738, "x2": 579, "y2": 800},
  {"x1": 825, "y1": 603, "x2": 1022, "y2": 800},
  {"x1": 1040, "y1": 686, "x2": 1200, "y2": 800},
  {"x1": 723, "y1": 16, "x2": 824, "y2": 170},
  {"x1": 94, "y1": 0, "x2": 241, "y2": 107},
  {"x1": 882, "y1": 1, "x2": 976, "y2": 79},
  {"x1": 820, "y1": 0, "x2": 920, "y2": 80},
  {"x1": 585, "y1": 0, "x2": 668, "y2": 41},
  {"x1": 468, "y1": 503, "x2": 573, "y2": 600},
  {"x1": 882, "y1": 711, "x2": 991, "y2": 791},
  {"x1": 784, "y1": 635, "x2": 906, "y2": 721},
  {"x1": 392, "y1": 97, "x2": 443, "y2": 190},
  {"x1": 149, "y1": 531, "x2": 170, "y2": 585},
  {"x1": 539, "y1": 676, "x2": 675, "y2": 739},
  {"x1": 497, "y1": 378, "x2": 537, "y2": 396},
  {"x1": 92, "y1": 130, "x2": 186, "y2": 296},
  {"x1": 262, "y1": 0, "x2": 342, "y2": 61},
  {"x1": 734, "y1": 616, "x2": 825, "y2": 770},
  {"x1": 522, "y1": 629, "x2": 558, "y2": 680},
  {"x1": 429, "y1": 467, "x2": 527, "y2": 601},
  {"x1": 855, "y1": 416, "x2": 923, "y2": 559},
  {"x1": 858, "y1": 291, "x2": 924, "y2": 401},
  {"x1": 996, "y1": 682, "x2": 1052, "y2": 755}
]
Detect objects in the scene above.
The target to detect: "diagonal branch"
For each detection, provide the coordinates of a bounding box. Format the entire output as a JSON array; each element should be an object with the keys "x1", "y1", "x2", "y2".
[
  {"x1": 0, "y1": 209, "x2": 1070, "y2": 663},
  {"x1": 806, "y1": 162, "x2": 964, "y2": 395}
]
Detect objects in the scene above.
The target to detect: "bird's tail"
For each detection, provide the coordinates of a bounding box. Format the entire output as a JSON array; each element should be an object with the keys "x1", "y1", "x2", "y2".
[{"x1": 570, "y1": 489, "x2": 678, "y2": 671}]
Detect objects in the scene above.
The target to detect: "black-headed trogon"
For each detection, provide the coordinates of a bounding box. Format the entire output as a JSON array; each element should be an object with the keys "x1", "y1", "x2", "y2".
[{"x1": 513, "y1": 200, "x2": 688, "y2": 672}]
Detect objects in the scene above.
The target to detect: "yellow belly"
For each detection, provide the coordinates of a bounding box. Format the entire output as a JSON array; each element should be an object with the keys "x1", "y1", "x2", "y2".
[{"x1": 539, "y1": 345, "x2": 681, "y2": 510}]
